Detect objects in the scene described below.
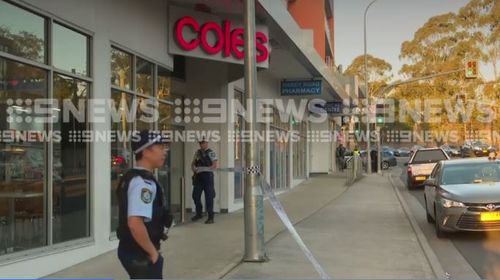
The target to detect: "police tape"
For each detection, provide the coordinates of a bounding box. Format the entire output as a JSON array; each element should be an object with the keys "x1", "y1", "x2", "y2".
[{"x1": 214, "y1": 167, "x2": 331, "y2": 279}]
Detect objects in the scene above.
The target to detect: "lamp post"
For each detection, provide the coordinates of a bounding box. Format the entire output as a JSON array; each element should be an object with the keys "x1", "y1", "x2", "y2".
[
  {"x1": 243, "y1": 0, "x2": 266, "y2": 262},
  {"x1": 364, "y1": 0, "x2": 378, "y2": 174}
]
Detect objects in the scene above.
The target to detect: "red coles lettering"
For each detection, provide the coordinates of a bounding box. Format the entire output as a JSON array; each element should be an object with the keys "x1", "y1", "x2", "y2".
[{"x1": 175, "y1": 16, "x2": 269, "y2": 63}]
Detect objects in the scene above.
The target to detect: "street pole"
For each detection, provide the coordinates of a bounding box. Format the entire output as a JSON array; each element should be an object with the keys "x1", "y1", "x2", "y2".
[
  {"x1": 364, "y1": 0, "x2": 378, "y2": 174},
  {"x1": 243, "y1": 0, "x2": 266, "y2": 262},
  {"x1": 377, "y1": 126, "x2": 382, "y2": 174}
]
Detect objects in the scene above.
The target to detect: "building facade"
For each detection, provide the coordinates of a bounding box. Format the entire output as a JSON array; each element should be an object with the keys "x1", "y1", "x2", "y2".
[{"x1": 0, "y1": 0, "x2": 350, "y2": 277}]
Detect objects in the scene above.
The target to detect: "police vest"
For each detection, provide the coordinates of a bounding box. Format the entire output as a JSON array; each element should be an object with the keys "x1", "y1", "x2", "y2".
[
  {"x1": 194, "y1": 149, "x2": 213, "y2": 167},
  {"x1": 116, "y1": 168, "x2": 167, "y2": 253}
]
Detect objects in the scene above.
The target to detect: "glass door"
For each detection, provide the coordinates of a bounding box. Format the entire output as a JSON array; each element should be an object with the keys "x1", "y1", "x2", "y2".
[
  {"x1": 169, "y1": 126, "x2": 185, "y2": 223},
  {"x1": 158, "y1": 125, "x2": 185, "y2": 223}
]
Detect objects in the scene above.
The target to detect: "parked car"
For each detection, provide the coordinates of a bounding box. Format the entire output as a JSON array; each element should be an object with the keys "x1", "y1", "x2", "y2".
[
  {"x1": 461, "y1": 141, "x2": 493, "y2": 157},
  {"x1": 440, "y1": 144, "x2": 460, "y2": 157},
  {"x1": 360, "y1": 150, "x2": 397, "y2": 170},
  {"x1": 394, "y1": 147, "x2": 410, "y2": 157},
  {"x1": 409, "y1": 145, "x2": 424, "y2": 157},
  {"x1": 473, "y1": 142, "x2": 491, "y2": 157},
  {"x1": 405, "y1": 148, "x2": 450, "y2": 189},
  {"x1": 424, "y1": 157, "x2": 500, "y2": 238},
  {"x1": 382, "y1": 145, "x2": 396, "y2": 156}
]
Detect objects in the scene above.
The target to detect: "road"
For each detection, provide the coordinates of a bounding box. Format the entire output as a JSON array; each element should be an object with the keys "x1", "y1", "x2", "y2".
[{"x1": 388, "y1": 156, "x2": 500, "y2": 279}]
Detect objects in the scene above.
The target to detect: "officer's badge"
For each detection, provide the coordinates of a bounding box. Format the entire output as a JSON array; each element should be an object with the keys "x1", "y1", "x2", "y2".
[{"x1": 141, "y1": 188, "x2": 153, "y2": 204}]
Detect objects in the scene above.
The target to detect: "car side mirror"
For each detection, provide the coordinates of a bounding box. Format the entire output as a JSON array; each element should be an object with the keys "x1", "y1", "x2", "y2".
[
  {"x1": 404, "y1": 163, "x2": 408, "y2": 166},
  {"x1": 424, "y1": 179, "x2": 436, "y2": 187}
]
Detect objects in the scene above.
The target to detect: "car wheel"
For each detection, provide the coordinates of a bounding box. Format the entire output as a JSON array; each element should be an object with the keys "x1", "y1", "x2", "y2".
[
  {"x1": 425, "y1": 196, "x2": 433, "y2": 223},
  {"x1": 434, "y1": 205, "x2": 447, "y2": 238},
  {"x1": 382, "y1": 161, "x2": 389, "y2": 170}
]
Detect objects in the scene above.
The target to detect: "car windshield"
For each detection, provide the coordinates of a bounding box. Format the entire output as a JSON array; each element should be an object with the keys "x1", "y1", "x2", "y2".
[
  {"x1": 441, "y1": 162, "x2": 500, "y2": 184},
  {"x1": 411, "y1": 150, "x2": 448, "y2": 164}
]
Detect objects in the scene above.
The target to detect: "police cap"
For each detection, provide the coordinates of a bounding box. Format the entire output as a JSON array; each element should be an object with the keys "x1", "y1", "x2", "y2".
[{"x1": 132, "y1": 130, "x2": 170, "y2": 154}]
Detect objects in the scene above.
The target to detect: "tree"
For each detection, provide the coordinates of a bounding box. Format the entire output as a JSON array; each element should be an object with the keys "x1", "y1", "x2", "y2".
[
  {"x1": 344, "y1": 54, "x2": 392, "y2": 95},
  {"x1": 457, "y1": 0, "x2": 500, "y2": 80},
  {"x1": 398, "y1": 3, "x2": 498, "y2": 144},
  {"x1": 345, "y1": 54, "x2": 392, "y2": 83}
]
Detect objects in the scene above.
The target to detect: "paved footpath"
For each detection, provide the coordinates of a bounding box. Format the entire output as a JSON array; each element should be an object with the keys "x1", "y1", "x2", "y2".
[
  {"x1": 226, "y1": 174, "x2": 436, "y2": 279},
  {"x1": 48, "y1": 174, "x2": 438, "y2": 279}
]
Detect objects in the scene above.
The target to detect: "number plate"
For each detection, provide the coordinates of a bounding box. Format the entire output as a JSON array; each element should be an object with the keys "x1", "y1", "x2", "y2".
[
  {"x1": 415, "y1": 176, "x2": 426, "y2": 181},
  {"x1": 480, "y1": 212, "x2": 500, "y2": 222}
]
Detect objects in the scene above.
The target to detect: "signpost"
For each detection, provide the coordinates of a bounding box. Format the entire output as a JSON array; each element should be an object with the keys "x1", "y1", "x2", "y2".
[
  {"x1": 323, "y1": 101, "x2": 343, "y2": 114},
  {"x1": 281, "y1": 80, "x2": 322, "y2": 96}
]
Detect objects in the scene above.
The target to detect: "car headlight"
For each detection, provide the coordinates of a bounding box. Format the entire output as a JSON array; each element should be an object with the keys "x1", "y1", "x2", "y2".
[{"x1": 440, "y1": 198, "x2": 465, "y2": 208}]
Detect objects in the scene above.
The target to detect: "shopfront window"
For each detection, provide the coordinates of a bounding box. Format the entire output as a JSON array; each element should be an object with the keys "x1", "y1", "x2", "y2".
[
  {"x1": 158, "y1": 66, "x2": 172, "y2": 101},
  {"x1": 110, "y1": 47, "x2": 175, "y2": 231},
  {"x1": 111, "y1": 48, "x2": 132, "y2": 90},
  {"x1": 53, "y1": 74, "x2": 89, "y2": 243},
  {"x1": 110, "y1": 91, "x2": 133, "y2": 231},
  {"x1": 136, "y1": 58, "x2": 153, "y2": 96},
  {"x1": 270, "y1": 108, "x2": 290, "y2": 190},
  {"x1": 136, "y1": 96, "x2": 155, "y2": 131},
  {"x1": 293, "y1": 120, "x2": 307, "y2": 178},
  {"x1": 0, "y1": 58, "x2": 48, "y2": 255},
  {"x1": 157, "y1": 102, "x2": 172, "y2": 208},
  {"x1": 0, "y1": 1, "x2": 46, "y2": 63},
  {"x1": 0, "y1": 1, "x2": 92, "y2": 257},
  {"x1": 53, "y1": 23, "x2": 88, "y2": 76}
]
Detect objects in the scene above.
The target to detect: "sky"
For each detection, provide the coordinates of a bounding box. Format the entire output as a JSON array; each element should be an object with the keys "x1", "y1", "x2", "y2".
[{"x1": 334, "y1": 0, "x2": 495, "y2": 81}]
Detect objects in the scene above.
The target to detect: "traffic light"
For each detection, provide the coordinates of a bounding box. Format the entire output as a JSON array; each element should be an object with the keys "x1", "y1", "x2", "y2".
[
  {"x1": 376, "y1": 104, "x2": 385, "y2": 125},
  {"x1": 465, "y1": 60, "x2": 478, "y2": 79}
]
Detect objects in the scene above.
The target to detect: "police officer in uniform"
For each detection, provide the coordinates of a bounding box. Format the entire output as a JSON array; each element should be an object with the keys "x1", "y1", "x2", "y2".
[
  {"x1": 191, "y1": 138, "x2": 218, "y2": 224},
  {"x1": 116, "y1": 130, "x2": 172, "y2": 279}
]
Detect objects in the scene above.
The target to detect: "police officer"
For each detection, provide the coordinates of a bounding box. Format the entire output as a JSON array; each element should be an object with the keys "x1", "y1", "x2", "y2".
[
  {"x1": 116, "y1": 130, "x2": 172, "y2": 279},
  {"x1": 191, "y1": 138, "x2": 218, "y2": 224}
]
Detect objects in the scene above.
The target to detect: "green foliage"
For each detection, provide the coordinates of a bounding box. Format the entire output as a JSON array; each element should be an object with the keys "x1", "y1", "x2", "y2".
[
  {"x1": 345, "y1": 54, "x2": 393, "y2": 84},
  {"x1": 344, "y1": 54, "x2": 392, "y2": 95},
  {"x1": 395, "y1": 0, "x2": 500, "y2": 139}
]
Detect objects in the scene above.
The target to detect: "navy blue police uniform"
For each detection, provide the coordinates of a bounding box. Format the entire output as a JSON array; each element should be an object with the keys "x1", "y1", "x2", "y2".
[
  {"x1": 192, "y1": 148, "x2": 217, "y2": 222},
  {"x1": 116, "y1": 131, "x2": 172, "y2": 279}
]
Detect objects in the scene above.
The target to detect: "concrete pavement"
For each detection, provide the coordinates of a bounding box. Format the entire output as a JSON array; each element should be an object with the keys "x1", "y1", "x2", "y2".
[
  {"x1": 47, "y1": 174, "x2": 348, "y2": 279},
  {"x1": 226, "y1": 174, "x2": 436, "y2": 279},
  {"x1": 47, "y1": 173, "x2": 439, "y2": 279}
]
